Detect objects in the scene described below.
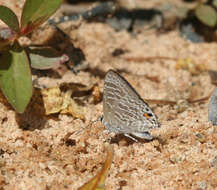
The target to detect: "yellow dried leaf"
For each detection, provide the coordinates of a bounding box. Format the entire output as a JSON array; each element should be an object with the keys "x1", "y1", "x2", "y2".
[
  {"x1": 41, "y1": 86, "x2": 86, "y2": 120},
  {"x1": 61, "y1": 89, "x2": 73, "y2": 110},
  {"x1": 91, "y1": 84, "x2": 102, "y2": 104},
  {"x1": 60, "y1": 89, "x2": 85, "y2": 120},
  {"x1": 41, "y1": 87, "x2": 63, "y2": 114},
  {"x1": 78, "y1": 146, "x2": 114, "y2": 190}
]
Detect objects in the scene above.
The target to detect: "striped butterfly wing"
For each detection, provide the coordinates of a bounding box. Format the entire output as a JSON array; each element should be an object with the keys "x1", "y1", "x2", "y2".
[{"x1": 103, "y1": 70, "x2": 158, "y2": 136}]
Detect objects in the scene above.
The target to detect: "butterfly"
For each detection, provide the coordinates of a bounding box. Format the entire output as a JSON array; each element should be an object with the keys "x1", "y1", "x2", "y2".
[
  {"x1": 208, "y1": 87, "x2": 217, "y2": 125},
  {"x1": 101, "y1": 70, "x2": 159, "y2": 141}
]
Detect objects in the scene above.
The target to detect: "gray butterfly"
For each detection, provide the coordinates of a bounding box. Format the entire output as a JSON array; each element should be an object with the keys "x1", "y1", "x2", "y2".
[
  {"x1": 102, "y1": 70, "x2": 159, "y2": 141},
  {"x1": 208, "y1": 87, "x2": 217, "y2": 125}
]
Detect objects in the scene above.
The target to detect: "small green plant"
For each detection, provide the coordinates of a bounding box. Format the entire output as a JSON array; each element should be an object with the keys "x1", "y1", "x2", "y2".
[
  {"x1": 0, "y1": 0, "x2": 63, "y2": 113},
  {"x1": 195, "y1": 0, "x2": 217, "y2": 27}
]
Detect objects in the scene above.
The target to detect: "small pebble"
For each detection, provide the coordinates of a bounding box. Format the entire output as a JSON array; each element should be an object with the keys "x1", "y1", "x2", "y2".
[
  {"x1": 197, "y1": 181, "x2": 207, "y2": 190},
  {"x1": 195, "y1": 132, "x2": 206, "y2": 143},
  {"x1": 210, "y1": 156, "x2": 217, "y2": 167}
]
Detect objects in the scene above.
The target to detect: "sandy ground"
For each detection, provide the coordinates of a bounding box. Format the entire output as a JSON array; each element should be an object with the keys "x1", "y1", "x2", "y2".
[{"x1": 0, "y1": 0, "x2": 217, "y2": 189}]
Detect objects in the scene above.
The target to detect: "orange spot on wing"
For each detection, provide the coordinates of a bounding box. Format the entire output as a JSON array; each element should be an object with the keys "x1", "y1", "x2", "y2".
[{"x1": 144, "y1": 113, "x2": 151, "y2": 119}]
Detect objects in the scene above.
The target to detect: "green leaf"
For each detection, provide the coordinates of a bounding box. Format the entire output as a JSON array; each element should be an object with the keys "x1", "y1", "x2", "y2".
[
  {"x1": 195, "y1": 4, "x2": 217, "y2": 27},
  {"x1": 0, "y1": 5, "x2": 20, "y2": 33},
  {"x1": 0, "y1": 44, "x2": 32, "y2": 113},
  {"x1": 30, "y1": 54, "x2": 68, "y2": 70},
  {"x1": 27, "y1": 46, "x2": 69, "y2": 70},
  {"x1": 213, "y1": 0, "x2": 217, "y2": 9},
  {"x1": 20, "y1": 0, "x2": 62, "y2": 34}
]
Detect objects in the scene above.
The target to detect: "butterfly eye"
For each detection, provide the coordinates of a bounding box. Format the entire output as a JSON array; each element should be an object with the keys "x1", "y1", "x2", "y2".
[{"x1": 143, "y1": 113, "x2": 153, "y2": 118}]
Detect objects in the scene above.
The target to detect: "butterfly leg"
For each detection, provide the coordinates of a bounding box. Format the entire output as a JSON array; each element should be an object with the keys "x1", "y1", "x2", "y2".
[{"x1": 124, "y1": 134, "x2": 138, "y2": 142}]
